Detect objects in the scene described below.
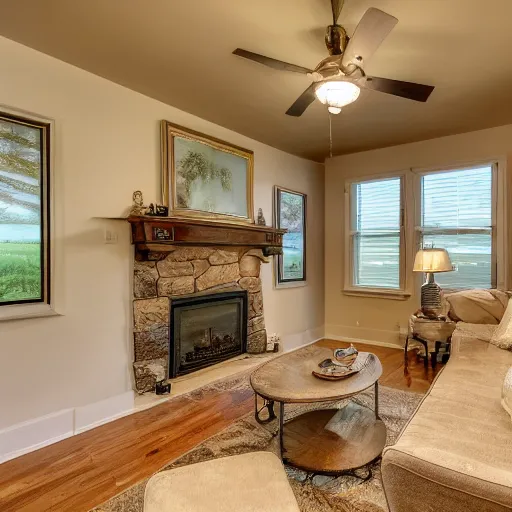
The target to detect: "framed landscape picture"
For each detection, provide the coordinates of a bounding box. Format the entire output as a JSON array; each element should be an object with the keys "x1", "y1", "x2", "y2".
[
  {"x1": 161, "y1": 121, "x2": 254, "y2": 223},
  {"x1": 0, "y1": 111, "x2": 50, "y2": 306},
  {"x1": 274, "y1": 186, "x2": 307, "y2": 285}
]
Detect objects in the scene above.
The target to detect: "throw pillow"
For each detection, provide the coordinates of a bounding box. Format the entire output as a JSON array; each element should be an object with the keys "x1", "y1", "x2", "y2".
[
  {"x1": 446, "y1": 289, "x2": 509, "y2": 324},
  {"x1": 502, "y1": 367, "x2": 512, "y2": 421},
  {"x1": 491, "y1": 299, "x2": 512, "y2": 350}
]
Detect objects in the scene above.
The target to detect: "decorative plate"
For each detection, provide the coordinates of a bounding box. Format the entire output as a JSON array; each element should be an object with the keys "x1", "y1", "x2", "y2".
[
  {"x1": 312, "y1": 367, "x2": 360, "y2": 381},
  {"x1": 312, "y1": 351, "x2": 368, "y2": 381}
]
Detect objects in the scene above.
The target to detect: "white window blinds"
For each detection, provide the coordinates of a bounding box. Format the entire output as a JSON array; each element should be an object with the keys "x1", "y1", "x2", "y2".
[
  {"x1": 350, "y1": 177, "x2": 403, "y2": 289},
  {"x1": 419, "y1": 165, "x2": 495, "y2": 290}
]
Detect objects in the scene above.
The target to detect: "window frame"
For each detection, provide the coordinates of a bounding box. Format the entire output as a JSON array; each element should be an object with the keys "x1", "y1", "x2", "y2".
[
  {"x1": 344, "y1": 172, "x2": 411, "y2": 299},
  {"x1": 0, "y1": 107, "x2": 55, "y2": 320},
  {"x1": 413, "y1": 161, "x2": 502, "y2": 292}
]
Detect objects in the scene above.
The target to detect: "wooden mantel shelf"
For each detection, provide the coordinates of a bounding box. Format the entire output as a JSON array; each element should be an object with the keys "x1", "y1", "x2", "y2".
[{"x1": 127, "y1": 216, "x2": 287, "y2": 261}]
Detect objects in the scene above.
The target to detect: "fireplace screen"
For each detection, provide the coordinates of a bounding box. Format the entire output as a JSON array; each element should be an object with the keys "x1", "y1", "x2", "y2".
[{"x1": 169, "y1": 290, "x2": 248, "y2": 378}]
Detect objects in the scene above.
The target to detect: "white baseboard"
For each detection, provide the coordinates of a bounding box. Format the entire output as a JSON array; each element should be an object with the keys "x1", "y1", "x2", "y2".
[
  {"x1": 0, "y1": 409, "x2": 74, "y2": 464},
  {"x1": 284, "y1": 336, "x2": 324, "y2": 353},
  {"x1": 0, "y1": 391, "x2": 135, "y2": 464},
  {"x1": 324, "y1": 333, "x2": 403, "y2": 350},
  {"x1": 325, "y1": 323, "x2": 402, "y2": 348},
  {"x1": 75, "y1": 391, "x2": 135, "y2": 434},
  {"x1": 0, "y1": 327, "x2": 326, "y2": 465},
  {"x1": 280, "y1": 325, "x2": 325, "y2": 352}
]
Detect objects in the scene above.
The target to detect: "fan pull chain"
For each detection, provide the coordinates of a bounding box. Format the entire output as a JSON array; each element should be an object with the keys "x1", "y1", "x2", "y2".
[{"x1": 329, "y1": 112, "x2": 333, "y2": 158}]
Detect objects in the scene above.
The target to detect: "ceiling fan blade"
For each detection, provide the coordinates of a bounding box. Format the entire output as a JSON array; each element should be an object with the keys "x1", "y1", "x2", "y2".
[
  {"x1": 341, "y1": 8, "x2": 398, "y2": 69},
  {"x1": 286, "y1": 83, "x2": 317, "y2": 117},
  {"x1": 362, "y1": 76, "x2": 434, "y2": 102},
  {"x1": 233, "y1": 49, "x2": 313, "y2": 74},
  {"x1": 330, "y1": 0, "x2": 345, "y2": 24}
]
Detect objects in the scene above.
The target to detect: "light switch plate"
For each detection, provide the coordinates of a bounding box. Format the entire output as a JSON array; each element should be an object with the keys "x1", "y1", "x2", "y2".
[{"x1": 104, "y1": 229, "x2": 118, "y2": 244}]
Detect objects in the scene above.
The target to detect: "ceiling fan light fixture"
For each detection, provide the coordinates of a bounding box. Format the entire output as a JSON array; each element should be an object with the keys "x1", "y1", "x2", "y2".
[{"x1": 315, "y1": 80, "x2": 360, "y2": 113}]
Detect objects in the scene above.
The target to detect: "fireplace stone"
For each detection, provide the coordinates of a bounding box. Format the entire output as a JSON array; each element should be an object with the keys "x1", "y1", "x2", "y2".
[{"x1": 132, "y1": 246, "x2": 269, "y2": 393}]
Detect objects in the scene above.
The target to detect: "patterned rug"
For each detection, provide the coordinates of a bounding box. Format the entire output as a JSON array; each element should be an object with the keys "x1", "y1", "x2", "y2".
[{"x1": 91, "y1": 370, "x2": 422, "y2": 512}]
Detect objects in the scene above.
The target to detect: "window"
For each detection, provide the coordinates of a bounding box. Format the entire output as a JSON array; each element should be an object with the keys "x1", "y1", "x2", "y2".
[
  {"x1": 418, "y1": 165, "x2": 495, "y2": 290},
  {"x1": 347, "y1": 176, "x2": 404, "y2": 292},
  {"x1": 0, "y1": 112, "x2": 50, "y2": 306}
]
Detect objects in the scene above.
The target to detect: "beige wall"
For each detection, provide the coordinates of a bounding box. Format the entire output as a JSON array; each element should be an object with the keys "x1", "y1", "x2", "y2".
[
  {"x1": 0, "y1": 36, "x2": 324, "y2": 430},
  {"x1": 325, "y1": 125, "x2": 512, "y2": 346}
]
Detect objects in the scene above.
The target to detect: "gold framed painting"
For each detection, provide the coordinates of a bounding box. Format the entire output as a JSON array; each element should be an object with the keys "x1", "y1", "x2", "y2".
[{"x1": 161, "y1": 121, "x2": 254, "y2": 223}]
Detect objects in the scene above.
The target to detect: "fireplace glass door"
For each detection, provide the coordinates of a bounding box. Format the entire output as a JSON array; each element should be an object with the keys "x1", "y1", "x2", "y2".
[{"x1": 169, "y1": 290, "x2": 248, "y2": 378}]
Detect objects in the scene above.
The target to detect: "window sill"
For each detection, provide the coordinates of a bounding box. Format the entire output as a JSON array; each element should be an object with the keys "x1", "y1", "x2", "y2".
[
  {"x1": 0, "y1": 303, "x2": 61, "y2": 322},
  {"x1": 343, "y1": 287, "x2": 411, "y2": 301}
]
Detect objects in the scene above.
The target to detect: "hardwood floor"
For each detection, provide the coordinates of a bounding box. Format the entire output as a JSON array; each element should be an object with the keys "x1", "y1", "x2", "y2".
[{"x1": 0, "y1": 340, "x2": 440, "y2": 512}]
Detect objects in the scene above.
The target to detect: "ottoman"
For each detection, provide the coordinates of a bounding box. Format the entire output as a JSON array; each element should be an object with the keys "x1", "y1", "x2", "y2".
[{"x1": 144, "y1": 452, "x2": 300, "y2": 512}]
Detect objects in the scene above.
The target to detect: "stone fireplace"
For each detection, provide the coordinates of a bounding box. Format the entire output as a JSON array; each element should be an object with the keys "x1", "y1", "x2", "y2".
[{"x1": 132, "y1": 245, "x2": 269, "y2": 393}]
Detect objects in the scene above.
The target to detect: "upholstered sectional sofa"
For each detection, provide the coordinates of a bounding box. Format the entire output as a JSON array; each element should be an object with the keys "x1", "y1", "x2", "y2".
[{"x1": 382, "y1": 290, "x2": 512, "y2": 511}]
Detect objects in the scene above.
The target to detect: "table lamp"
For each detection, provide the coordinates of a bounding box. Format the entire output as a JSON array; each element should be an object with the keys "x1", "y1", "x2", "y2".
[{"x1": 413, "y1": 248, "x2": 453, "y2": 315}]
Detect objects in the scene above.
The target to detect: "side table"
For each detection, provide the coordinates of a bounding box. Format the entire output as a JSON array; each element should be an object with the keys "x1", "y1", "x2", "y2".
[{"x1": 404, "y1": 315, "x2": 456, "y2": 369}]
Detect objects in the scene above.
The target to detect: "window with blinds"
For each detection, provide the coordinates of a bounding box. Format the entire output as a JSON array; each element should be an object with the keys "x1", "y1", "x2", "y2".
[
  {"x1": 419, "y1": 165, "x2": 495, "y2": 290},
  {"x1": 350, "y1": 177, "x2": 404, "y2": 290}
]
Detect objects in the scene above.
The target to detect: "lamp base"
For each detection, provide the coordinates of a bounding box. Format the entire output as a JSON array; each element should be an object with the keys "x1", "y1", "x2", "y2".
[{"x1": 421, "y1": 273, "x2": 442, "y2": 317}]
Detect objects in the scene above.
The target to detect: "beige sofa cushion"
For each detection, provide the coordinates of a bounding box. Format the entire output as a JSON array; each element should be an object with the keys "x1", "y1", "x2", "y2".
[
  {"x1": 446, "y1": 289, "x2": 509, "y2": 324},
  {"x1": 144, "y1": 452, "x2": 300, "y2": 512},
  {"x1": 491, "y1": 299, "x2": 512, "y2": 350},
  {"x1": 454, "y1": 322, "x2": 497, "y2": 343},
  {"x1": 503, "y1": 367, "x2": 512, "y2": 421}
]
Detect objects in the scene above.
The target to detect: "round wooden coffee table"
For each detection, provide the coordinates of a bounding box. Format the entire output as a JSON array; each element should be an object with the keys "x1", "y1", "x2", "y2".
[{"x1": 250, "y1": 345, "x2": 386, "y2": 476}]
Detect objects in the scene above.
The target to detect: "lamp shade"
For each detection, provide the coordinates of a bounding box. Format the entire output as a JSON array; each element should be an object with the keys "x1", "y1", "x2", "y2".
[{"x1": 413, "y1": 248, "x2": 453, "y2": 273}]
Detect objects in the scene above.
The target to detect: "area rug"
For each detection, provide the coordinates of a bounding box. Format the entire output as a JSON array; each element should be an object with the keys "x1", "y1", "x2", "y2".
[{"x1": 91, "y1": 371, "x2": 422, "y2": 512}]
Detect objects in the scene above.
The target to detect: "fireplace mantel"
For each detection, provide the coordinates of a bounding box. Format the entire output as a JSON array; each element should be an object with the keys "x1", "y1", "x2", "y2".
[{"x1": 127, "y1": 216, "x2": 287, "y2": 261}]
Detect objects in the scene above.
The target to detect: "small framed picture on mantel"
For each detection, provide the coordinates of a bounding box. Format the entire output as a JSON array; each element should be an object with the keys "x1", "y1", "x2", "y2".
[
  {"x1": 273, "y1": 186, "x2": 307, "y2": 287},
  {"x1": 161, "y1": 120, "x2": 254, "y2": 224}
]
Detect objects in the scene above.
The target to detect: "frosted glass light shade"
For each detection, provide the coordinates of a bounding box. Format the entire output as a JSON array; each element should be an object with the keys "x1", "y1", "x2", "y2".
[
  {"x1": 315, "y1": 81, "x2": 360, "y2": 113},
  {"x1": 413, "y1": 248, "x2": 453, "y2": 273}
]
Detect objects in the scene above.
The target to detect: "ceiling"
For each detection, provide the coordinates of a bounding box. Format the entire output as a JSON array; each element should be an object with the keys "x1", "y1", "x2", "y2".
[{"x1": 1, "y1": 0, "x2": 512, "y2": 162}]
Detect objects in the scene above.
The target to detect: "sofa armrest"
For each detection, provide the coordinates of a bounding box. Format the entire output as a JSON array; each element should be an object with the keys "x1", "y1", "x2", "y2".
[{"x1": 382, "y1": 448, "x2": 512, "y2": 512}]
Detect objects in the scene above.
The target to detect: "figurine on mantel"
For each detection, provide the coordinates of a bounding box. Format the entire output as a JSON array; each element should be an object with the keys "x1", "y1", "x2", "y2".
[
  {"x1": 257, "y1": 208, "x2": 266, "y2": 226},
  {"x1": 130, "y1": 191, "x2": 169, "y2": 217},
  {"x1": 130, "y1": 190, "x2": 147, "y2": 216}
]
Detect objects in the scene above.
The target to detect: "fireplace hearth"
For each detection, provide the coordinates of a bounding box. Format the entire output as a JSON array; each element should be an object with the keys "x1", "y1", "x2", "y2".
[{"x1": 169, "y1": 290, "x2": 248, "y2": 378}]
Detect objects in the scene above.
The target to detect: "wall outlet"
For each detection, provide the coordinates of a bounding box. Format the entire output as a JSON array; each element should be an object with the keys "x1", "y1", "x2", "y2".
[
  {"x1": 104, "y1": 229, "x2": 118, "y2": 244},
  {"x1": 267, "y1": 333, "x2": 280, "y2": 352}
]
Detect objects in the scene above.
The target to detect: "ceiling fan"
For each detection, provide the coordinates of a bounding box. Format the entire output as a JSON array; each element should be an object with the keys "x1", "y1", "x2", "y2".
[{"x1": 232, "y1": 0, "x2": 434, "y2": 117}]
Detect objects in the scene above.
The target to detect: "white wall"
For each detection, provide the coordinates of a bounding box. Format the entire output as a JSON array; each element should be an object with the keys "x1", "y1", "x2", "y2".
[
  {"x1": 325, "y1": 125, "x2": 512, "y2": 346},
  {"x1": 0, "y1": 37, "x2": 325, "y2": 436}
]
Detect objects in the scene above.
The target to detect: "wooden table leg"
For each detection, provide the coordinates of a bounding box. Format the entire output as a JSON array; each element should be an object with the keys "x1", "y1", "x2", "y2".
[
  {"x1": 403, "y1": 336, "x2": 412, "y2": 386},
  {"x1": 374, "y1": 381, "x2": 379, "y2": 419},
  {"x1": 419, "y1": 338, "x2": 429, "y2": 368},
  {"x1": 279, "y1": 402, "x2": 285, "y2": 460}
]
